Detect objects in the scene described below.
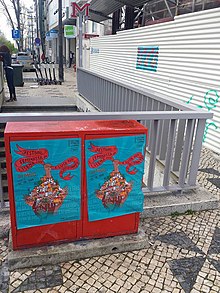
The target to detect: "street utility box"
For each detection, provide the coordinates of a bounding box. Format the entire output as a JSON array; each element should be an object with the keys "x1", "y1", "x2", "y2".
[
  {"x1": 11, "y1": 64, "x2": 24, "y2": 87},
  {"x1": 5, "y1": 120, "x2": 147, "y2": 250}
]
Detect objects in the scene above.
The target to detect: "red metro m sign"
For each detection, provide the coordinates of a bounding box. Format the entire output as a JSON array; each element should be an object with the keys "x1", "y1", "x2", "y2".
[{"x1": 71, "y1": 2, "x2": 90, "y2": 18}]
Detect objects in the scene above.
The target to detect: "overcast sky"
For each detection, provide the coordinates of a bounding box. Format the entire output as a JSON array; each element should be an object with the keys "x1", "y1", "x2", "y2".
[{"x1": 0, "y1": 0, "x2": 34, "y2": 42}]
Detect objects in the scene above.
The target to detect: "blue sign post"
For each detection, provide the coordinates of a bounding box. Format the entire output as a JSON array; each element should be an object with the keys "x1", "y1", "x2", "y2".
[
  {"x1": 12, "y1": 29, "x2": 20, "y2": 40},
  {"x1": 35, "y1": 37, "x2": 41, "y2": 46},
  {"x1": 46, "y1": 32, "x2": 52, "y2": 41},
  {"x1": 50, "y1": 29, "x2": 58, "y2": 38}
]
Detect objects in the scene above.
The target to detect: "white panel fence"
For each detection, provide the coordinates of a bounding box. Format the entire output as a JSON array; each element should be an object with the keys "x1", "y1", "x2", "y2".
[{"x1": 89, "y1": 7, "x2": 220, "y2": 154}]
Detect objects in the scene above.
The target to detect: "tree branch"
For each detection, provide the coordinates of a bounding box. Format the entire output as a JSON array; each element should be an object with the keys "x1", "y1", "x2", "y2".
[
  {"x1": 0, "y1": 0, "x2": 20, "y2": 48},
  {"x1": 0, "y1": 0, "x2": 16, "y2": 30}
]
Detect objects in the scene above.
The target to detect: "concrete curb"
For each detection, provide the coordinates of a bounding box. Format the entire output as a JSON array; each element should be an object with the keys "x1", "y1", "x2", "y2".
[
  {"x1": 142, "y1": 187, "x2": 219, "y2": 218},
  {"x1": 8, "y1": 228, "x2": 149, "y2": 271}
]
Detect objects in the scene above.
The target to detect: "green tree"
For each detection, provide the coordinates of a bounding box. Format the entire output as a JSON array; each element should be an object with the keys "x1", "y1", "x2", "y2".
[
  {"x1": 0, "y1": 31, "x2": 18, "y2": 53},
  {"x1": 0, "y1": 0, "x2": 20, "y2": 49},
  {"x1": 0, "y1": 0, "x2": 30, "y2": 51}
]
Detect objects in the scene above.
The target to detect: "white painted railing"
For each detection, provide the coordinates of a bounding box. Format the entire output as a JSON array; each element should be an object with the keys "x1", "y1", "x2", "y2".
[
  {"x1": 77, "y1": 67, "x2": 213, "y2": 193},
  {"x1": 0, "y1": 67, "x2": 213, "y2": 208}
]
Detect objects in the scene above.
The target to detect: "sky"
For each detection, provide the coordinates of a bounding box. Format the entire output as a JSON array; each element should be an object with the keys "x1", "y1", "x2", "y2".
[{"x1": 0, "y1": 0, "x2": 34, "y2": 42}]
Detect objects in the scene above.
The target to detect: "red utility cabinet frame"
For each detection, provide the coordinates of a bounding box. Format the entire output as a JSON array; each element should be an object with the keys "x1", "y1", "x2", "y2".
[{"x1": 5, "y1": 120, "x2": 147, "y2": 250}]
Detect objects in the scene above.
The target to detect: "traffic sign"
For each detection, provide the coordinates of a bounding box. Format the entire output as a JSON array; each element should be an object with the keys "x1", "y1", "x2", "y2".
[
  {"x1": 71, "y1": 2, "x2": 90, "y2": 18},
  {"x1": 35, "y1": 37, "x2": 41, "y2": 46},
  {"x1": 64, "y1": 25, "x2": 77, "y2": 38},
  {"x1": 50, "y1": 29, "x2": 58, "y2": 38},
  {"x1": 12, "y1": 29, "x2": 20, "y2": 40},
  {"x1": 46, "y1": 32, "x2": 52, "y2": 41}
]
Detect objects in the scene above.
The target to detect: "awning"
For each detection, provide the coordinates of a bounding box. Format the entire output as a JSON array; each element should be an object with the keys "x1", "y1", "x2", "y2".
[{"x1": 89, "y1": 0, "x2": 148, "y2": 22}]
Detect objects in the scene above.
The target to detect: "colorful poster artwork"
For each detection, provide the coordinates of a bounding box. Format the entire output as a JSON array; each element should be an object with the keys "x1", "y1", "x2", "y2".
[
  {"x1": 85, "y1": 135, "x2": 146, "y2": 221},
  {"x1": 10, "y1": 138, "x2": 81, "y2": 230},
  {"x1": 136, "y1": 46, "x2": 159, "y2": 72}
]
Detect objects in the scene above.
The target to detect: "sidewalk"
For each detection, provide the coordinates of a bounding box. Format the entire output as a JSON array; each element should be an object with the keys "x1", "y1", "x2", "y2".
[
  {"x1": 2, "y1": 69, "x2": 78, "y2": 109},
  {"x1": 0, "y1": 71, "x2": 219, "y2": 293}
]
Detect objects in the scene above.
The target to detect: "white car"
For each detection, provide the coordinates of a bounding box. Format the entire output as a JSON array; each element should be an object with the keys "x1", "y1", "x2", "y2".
[{"x1": 16, "y1": 52, "x2": 34, "y2": 71}]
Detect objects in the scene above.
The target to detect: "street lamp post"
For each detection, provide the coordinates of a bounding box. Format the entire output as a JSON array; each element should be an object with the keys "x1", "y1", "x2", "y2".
[
  {"x1": 78, "y1": 12, "x2": 83, "y2": 67},
  {"x1": 34, "y1": 0, "x2": 40, "y2": 62},
  {"x1": 70, "y1": 2, "x2": 90, "y2": 68},
  {"x1": 30, "y1": 15, "x2": 34, "y2": 53},
  {"x1": 58, "y1": 0, "x2": 64, "y2": 81},
  {"x1": 27, "y1": 9, "x2": 35, "y2": 54}
]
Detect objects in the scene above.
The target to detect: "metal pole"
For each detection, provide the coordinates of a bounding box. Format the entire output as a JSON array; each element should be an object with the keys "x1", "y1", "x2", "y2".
[
  {"x1": 164, "y1": 0, "x2": 173, "y2": 18},
  {"x1": 17, "y1": 0, "x2": 21, "y2": 51},
  {"x1": 58, "y1": 0, "x2": 64, "y2": 81},
  {"x1": 192, "y1": 0, "x2": 196, "y2": 12},
  {"x1": 142, "y1": 4, "x2": 148, "y2": 26},
  {"x1": 175, "y1": 0, "x2": 179, "y2": 16},
  {"x1": 78, "y1": 12, "x2": 83, "y2": 67},
  {"x1": 35, "y1": 0, "x2": 40, "y2": 63},
  {"x1": 31, "y1": 15, "x2": 34, "y2": 54}
]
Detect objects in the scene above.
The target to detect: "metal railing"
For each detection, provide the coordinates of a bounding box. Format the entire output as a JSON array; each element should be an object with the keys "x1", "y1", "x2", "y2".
[
  {"x1": 77, "y1": 67, "x2": 213, "y2": 193},
  {"x1": 0, "y1": 67, "x2": 213, "y2": 208}
]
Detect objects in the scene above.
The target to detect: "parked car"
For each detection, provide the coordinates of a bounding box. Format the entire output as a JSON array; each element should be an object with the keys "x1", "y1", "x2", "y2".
[{"x1": 16, "y1": 52, "x2": 34, "y2": 71}]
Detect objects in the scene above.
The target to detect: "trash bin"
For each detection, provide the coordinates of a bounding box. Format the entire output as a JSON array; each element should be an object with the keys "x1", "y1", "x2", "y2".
[
  {"x1": 5, "y1": 120, "x2": 147, "y2": 250},
  {"x1": 11, "y1": 64, "x2": 24, "y2": 87}
]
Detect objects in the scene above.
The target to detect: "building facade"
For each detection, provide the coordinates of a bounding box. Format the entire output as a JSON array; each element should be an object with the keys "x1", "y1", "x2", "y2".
[{"x1": 42, "y1": 0, "x2": 104, "y2": 67}]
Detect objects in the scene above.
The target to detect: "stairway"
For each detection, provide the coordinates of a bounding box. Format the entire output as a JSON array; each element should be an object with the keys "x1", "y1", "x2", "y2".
[{"x1": 2, "y1": 104, "x2": 78, "y2": 113}]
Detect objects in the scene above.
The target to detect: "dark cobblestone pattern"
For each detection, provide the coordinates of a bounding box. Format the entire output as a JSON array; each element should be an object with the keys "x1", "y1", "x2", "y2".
[
  {"x1": 154, "y1": 232, "x2": 204, "y2": 254},
  {"x1": 199, "y1": 168, "x2": 220, "y2": 177},
  {"x1": 9, "y1": 265, "x2": 63, "y2": 293},
  {"x1": 199, "y1": 168, "x2": 220, "y2": 188},
  {"x1": 0, "y1": 237, "x2": 9, "y2": 292},
  {"x1": 5, "y1": 209, "x2": 219, "y2": 293},
  {"x1": 198, "y1": 147, "x2": 220, "y2": 195},
  {"x1": 0, "y1": 143, "x2": 219, "y2": 292},
  {"x1": 207, "y1": 178, "x2": 220, "y2": 189},
  {"x1": 154, "y1": 224, "x2": 220, "y2": 292},
  {"x1": 208, "y1": 227, "x2": 220, "y2": 255},
  {"x1": 0, "y1": 260, "x2": 10, "y2": 293},
  {"x1": 0, "y1": 238, "x2": 8, "y2": 263},
  {"x1": 209, "y1": 258, "x2": 220, "y2": 273},
  {"x1": 0, "y1": 224, "x2": 10, "y2": 240},
  {"x1": 0, "y1": 211, "x2": 10, "y2": 240},
  {"x1": 168, "y1": 256, "x2": 205, "y2": 293}
]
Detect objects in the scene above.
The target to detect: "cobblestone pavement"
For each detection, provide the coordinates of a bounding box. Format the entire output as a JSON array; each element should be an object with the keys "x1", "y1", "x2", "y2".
[
  {"x1": 0, "y1": 147, "x2": 219, "y2": 293},
  {"x1": 198, "y1": 148, "x2": 220, "y2": 196},
  {"x1": 0, "y1": 210, "x2": 219, "y2": 293},
  {"x1": 0, "y1": 74, "x2": 220, "y2": 292}
]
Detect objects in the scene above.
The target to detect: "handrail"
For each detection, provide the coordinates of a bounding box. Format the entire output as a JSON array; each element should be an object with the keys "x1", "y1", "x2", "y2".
[
  {"x1": 76, "y1": 66, "x2": 212, "y2": 197},
  {"x1": 78, "y1": 67, "x2": 203, "y2": 112},
  {"x1": 0, "y1": 68, "x2": 213, "y2": 208},
  {"x1": 0, "y1": 110, "x2": 212, "y2": 123}
]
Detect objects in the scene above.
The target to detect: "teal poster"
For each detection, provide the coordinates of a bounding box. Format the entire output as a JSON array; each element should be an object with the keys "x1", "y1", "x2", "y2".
[
  {"x1": 85, "y1": 135, "x2": 146, "y2": 221},
  {"x1": 10, "y1": 138, "x2": 81, "y2": 229}
]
